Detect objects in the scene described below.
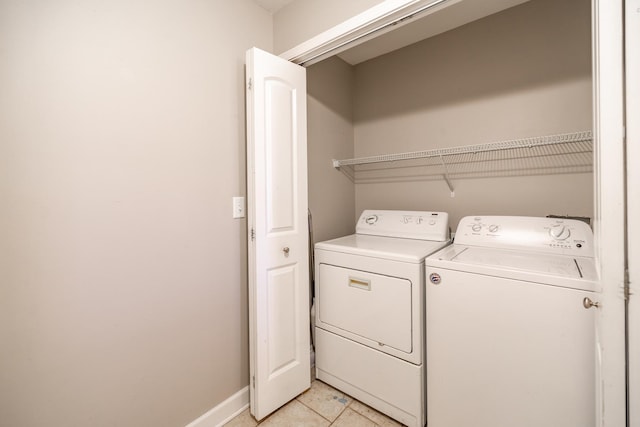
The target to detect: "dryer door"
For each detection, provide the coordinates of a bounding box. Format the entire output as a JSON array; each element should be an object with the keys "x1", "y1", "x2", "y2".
[{"x1": 317, "y1": 264, "x2": 413, "y2": 353}]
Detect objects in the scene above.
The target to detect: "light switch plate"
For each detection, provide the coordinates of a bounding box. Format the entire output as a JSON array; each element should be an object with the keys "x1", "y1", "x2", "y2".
[{"x1": 233, "y1": 196, "x2": 245, "y2": 219}]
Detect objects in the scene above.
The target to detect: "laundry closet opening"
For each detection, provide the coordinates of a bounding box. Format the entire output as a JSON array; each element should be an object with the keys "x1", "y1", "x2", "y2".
[{"x1": 305, "y1": 0, "x2": 593, "y2": 243}]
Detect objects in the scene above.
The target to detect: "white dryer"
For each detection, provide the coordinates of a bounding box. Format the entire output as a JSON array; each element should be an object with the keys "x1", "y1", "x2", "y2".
[
  {"x1": 314, "y1": 210, "x2": 450, "y2": 427},
  {"x1": 425, "y1": 216, "x2": 598, "y2": 427}
]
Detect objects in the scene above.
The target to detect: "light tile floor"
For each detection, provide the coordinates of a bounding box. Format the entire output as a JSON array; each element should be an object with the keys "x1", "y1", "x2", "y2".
[{"x1": 225, "y1": 379, "x2": 404, "y2": 427}]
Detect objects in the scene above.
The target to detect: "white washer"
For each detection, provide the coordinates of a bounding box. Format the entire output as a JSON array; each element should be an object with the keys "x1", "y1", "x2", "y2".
[
  {"x1": 425, "y1": 216, "x2": 597, "y2": 427},
  {"x1": 314, "y1": 210, "x2": 450, "y2": 427}
]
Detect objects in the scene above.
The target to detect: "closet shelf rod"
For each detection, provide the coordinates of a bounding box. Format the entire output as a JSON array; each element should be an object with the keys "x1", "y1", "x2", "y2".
[{"x1": 332, "y1": 130, "x2": 593, "y2": 169}]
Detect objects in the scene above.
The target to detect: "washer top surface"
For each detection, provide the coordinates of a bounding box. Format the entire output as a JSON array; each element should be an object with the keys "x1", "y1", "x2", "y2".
[
  {"x1": 428, "y1": 244, "x2": 597, "y2": 290},
  {"x1": 453, "y1": 246, "x2": 588, "y2": 278},
  {"x1": 426, "y1": 216, "x2": 598, "y2": 291}
]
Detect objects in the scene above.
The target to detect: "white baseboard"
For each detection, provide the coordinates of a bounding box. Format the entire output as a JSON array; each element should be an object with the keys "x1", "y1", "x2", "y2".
[{"x1": 185, "y1": 386, "x2": 249, "y2": 427}]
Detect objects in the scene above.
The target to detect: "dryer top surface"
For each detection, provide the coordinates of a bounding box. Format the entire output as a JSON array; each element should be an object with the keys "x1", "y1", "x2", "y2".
[{"x1": 315, "y1": 234, "x2": 451, "y2": 264}]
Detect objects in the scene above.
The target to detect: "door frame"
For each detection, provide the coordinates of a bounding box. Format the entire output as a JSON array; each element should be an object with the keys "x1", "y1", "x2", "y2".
[
  {"x1": 591, "y1": 0, "x2": 627, "y2": 425},
  {"x1": 279, "y1": 0, "x2": 528, "y2": 66},
  {"x1": 278, "y1": 0, "x2": 628, "y2": 425},
  {"x1": 626, "y1": 0, "x2": 639, "y2": 424}
]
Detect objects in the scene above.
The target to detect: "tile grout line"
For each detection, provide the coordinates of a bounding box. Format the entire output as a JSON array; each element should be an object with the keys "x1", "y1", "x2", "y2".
[
  {"x1": 245, "y1": 378, "x2": 386, "y2": 427},
  {"x1": 295, "y1": 391, "x2": 383, "y2": 427},
  {"x1": 294, "y1": 394, "x2": 350, "y2": 425}
]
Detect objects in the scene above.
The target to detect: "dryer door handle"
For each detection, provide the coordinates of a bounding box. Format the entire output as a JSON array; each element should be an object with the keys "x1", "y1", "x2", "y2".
[{"x1": 349, "y1": 277, "x2": 371, "y2": 291}]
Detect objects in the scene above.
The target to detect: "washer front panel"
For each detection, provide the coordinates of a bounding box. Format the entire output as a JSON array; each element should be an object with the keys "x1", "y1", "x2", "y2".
[{"x1": 425, "y1": 266, "x2": 595, "y2": 427}]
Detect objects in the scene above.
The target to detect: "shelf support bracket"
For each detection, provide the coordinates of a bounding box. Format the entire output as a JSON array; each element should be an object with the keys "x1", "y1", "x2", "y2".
[
  {"x1": 332, "y1": 159, "x2": 355, "y2": 182},
  {"x1": 439, "y1": 155, "x2": 455, "y2": 197}
]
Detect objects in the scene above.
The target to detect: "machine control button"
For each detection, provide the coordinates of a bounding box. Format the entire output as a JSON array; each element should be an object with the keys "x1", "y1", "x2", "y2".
[
  {"x1": 429, "y1": 219, "x2": 436, "y2": 225},
  {"x1": 365, "y1": 215, "x2": 378, "y2": 225},
  {"x1": 549, "y1": 225, "x2": 571, "y2": 240},
  {"x1": 429, "y1": 273, "x2": 442, "y2": 285},
  {"x1": 471, "y1": 224, "x2": 482, "y2": 232},
  {"x1": 488, "y1": 224, "x2": 499, "y2": 233}
]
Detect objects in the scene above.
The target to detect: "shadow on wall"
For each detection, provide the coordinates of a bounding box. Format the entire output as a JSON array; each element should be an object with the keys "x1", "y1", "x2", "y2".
[
  {"x1": 352, "y1": 0, "x2": 591, "y2": 123},
  {"x1": 307, "y1": 56, "x2": 355, "y2": 122}
]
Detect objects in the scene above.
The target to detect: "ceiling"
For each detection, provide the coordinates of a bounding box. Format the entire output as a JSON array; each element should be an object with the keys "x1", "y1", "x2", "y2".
[{"x1": 253, "y1": 0, "x2": 296, "y2": 13}]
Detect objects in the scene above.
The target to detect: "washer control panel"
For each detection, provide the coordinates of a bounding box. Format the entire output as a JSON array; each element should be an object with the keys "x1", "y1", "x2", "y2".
[
  {"x1": 356, "y1": 210, "x2": 449, "y2": 241},
  {"x1": 454, "y1": 216, "x2": 593, "y2": 256}
]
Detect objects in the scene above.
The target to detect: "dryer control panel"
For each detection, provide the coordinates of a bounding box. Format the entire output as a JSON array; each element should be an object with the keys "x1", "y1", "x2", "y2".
[
  {"x1": 356, "y1": 210, "x2": 449, "y2": 241},
  {"x1": 454, "y1": 216, "x2": 593, "y2": 256}
]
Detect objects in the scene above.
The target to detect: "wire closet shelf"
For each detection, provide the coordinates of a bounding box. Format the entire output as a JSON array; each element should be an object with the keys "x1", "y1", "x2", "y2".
[{"x1": 332, "y1": 130, "x2": 593, "y2": 194}]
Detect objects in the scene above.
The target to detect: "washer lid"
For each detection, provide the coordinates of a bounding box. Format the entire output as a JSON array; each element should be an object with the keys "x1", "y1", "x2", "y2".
[
  {"x1": 428, "y1": 245, "x2": 597, "y2": 290},
  {"x1": 315, "y1": 234, "x2": 451, "y2": 263},
  {"x1": 454, "y1": 247, "x2": 594, "y2": 278}
]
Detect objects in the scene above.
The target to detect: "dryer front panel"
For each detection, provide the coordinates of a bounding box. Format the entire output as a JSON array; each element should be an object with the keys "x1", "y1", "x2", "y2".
[{"x1": 317, "y1": 263, "x2": 412, "y2": 354}]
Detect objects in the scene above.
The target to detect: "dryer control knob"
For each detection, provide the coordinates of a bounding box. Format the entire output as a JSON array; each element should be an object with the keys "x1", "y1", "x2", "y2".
[
  {"x1": 365, "y1": 215, "x2": 378, "y2": 225},
  {"x1": 488, "y1": 225, "x2": 499, "y2": 233},
  {"x1": 550, "y1": 225, "x2": 571, "y2": 240},
  {"x1": 471, "y1": 224, "x2": 482, "y2": 232}
]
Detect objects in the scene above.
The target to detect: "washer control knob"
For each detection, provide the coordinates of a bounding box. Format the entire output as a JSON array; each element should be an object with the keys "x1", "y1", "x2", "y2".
[
  {"x1": 365, "y1": 215, "x2": 378, "y2": 225},
  {"x1": 550, "y1": 225, "x2": 571, "y2": 240},
  {"x1": 488, "y1": 224, "x2": 499, "y2": 233},
  {"x1": 471, "y1": 224, "x2": 482, "y2": 232}
]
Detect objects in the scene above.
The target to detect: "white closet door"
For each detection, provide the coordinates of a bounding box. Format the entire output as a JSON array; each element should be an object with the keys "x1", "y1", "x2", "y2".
[
  {"x1": 592, "y1": 1, "x2": 627, "y2": 425},
  {"x1": 245, "y1": 47, "x2": 310, "y2": 421}
]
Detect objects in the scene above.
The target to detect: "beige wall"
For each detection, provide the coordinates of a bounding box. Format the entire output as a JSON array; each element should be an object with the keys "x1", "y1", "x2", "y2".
[
  {"x1": 0, "y1": 0, "x2": 596, "y2": 423},
  {"x1": 353, "y1": 0, "x2": 593, "y2": 229},
  {"x1": 0, "y1": 1, "x2": 271, "y2": 426},
  {"x1": 273, "y1": 0, "x2": 385, "y2": 54},
  {"x1": 307, "y1": 57, "x2": 356, "y2": 243}
]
